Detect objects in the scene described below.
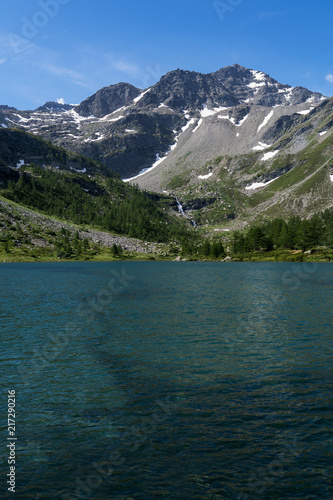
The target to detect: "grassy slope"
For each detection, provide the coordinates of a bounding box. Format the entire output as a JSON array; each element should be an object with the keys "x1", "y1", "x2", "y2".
[
  {"x1": 1, "y1": 195, "x2": 333, "y2": 263},
  {"x1": 165, "y1": 135, "x2": 333, "y2": 230},
  {"x1": 2, "y1": 107, "x2": 333, "y2": 262},
  {"x1": 160, "y1": 100, "x2": 333, "y2": 229},
  {"x1": 0, "y1": 196, "x2": 171, "y2": 262}
]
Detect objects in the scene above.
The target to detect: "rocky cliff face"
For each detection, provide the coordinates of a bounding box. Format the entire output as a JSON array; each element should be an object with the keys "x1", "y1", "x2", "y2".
[
  {"x1": 74, "y1": 82, "x2": 141, "y2": 117},
  {"x1": 0, "y1": 64, "x2": 328, "y2": 183},
  {"x1": 213, "y1": 64, "x2": 323, "y2": 106},
  {"x1": 35, "y1": 102, "x2": 74, "y2": 113},
  {"x1": 132, "y1": 69, "x2": 240, "y2": 111}
]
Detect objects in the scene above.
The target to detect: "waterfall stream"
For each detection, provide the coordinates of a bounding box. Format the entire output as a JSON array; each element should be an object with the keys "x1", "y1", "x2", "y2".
[{"x1": 176, "y1": 198, "x2": 197, "y2": 227}]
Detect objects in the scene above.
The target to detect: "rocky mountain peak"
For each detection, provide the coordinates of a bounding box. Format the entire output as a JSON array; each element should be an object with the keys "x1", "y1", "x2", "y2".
[
  {"x1": 0, "y1": 63, "x2": 329, "y2": 184},
  {"x1": 35, "y1": 101, "x2": 75, "y2": 113},
  {"x1": 74, "y1": 82, "x2": 141, "y2": 118},
  {"x1": 213, "y1": 65, "x2": 325, "y2": 107},
  {"x1": 0, "y1": 105, "x2": 18, "y2": 112},
  {"x1": 134, "y1": 68, "x2": 240, "y2": 111}
]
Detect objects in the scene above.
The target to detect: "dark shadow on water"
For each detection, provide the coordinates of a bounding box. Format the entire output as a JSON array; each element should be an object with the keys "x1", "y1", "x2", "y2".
[
  {"x1": 9, "y1": 339, "x2": 333, "y2": 499},
  {"x1": 2, "y1": 262, "x2": 333, "y2": 499}
]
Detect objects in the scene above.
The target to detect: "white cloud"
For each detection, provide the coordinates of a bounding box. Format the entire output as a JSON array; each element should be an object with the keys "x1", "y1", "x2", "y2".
[
  {"x1": 56, "y1": 98, "x2": 65, "y2": 105},
  {"x1": 0, "y1": 58, "x2": 6, "y2": 65},
  {"x1": 40, "y1": 63, "x2": 88, "y2": 88},
  {"x1": 325, "y1": 74, "x2": 333, "y2": 84},
  {"x1": 0, "y1": 33, "x2": 35, "y2": 60},
  {"x1": 112, "y1": 59, "x2": 140, "y2": 77},
  {"x1": 0, "y1": 34, "x2": 89, "y2": 88}
]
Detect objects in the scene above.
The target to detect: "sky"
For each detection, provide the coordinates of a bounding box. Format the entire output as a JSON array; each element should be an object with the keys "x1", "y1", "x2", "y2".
[{"x1": 1, "y1": 0, "x2": 333, "y2": 110}]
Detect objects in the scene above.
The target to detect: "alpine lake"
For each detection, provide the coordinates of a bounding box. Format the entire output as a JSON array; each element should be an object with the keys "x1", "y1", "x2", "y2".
[{"x1": 1, "y1": 262, "x2": 332, "y2": 499}]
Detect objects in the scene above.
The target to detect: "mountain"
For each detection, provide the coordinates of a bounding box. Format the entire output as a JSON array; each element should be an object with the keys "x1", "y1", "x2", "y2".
[
  {"x1": 213, "y1": 64, "x2": 323, "y2": 106},
  {"x1": 1, "y1": 64, "x2": 332, "y2": 227},
  {"x1": 0, "y1": 64, "x2": 325, "y2": 179},
  {"x1": 153, "y1": 95, "x2": 333, "y2": 228},
  {"x1": 0, "y1": 105, "x2": 17, "y2": 112},
  {"x1": 74, "y1": 82, "x2": 141, "y2": 117},
  {"x1": 0, "y1": 127, "x2": 106, "y2": 179},
  {"x1": 35, "y1": 101, "x2": 75, "y2": 113}
]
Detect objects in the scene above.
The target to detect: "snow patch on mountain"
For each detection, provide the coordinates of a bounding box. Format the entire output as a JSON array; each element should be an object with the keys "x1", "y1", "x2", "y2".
[
  {"x1": 66, "y1": 133, "x2": 82, "y2": 139},
  {"x1": 252, "y1": 142, "x2": 270, "y2": 151},
  {"x1": 236, "y1": 114, "x2": 249, "y2": 126},
  {"x1": 133, "y1": 88, "x2": 151, "y2": 103},
  {"x1": 124, "y1": 154, "x2": 164, "y2": 182},
  {"x1": 10, "y1": 159, "x2": 27, "y2": 169},
  {"x1": 158, "y1": 103, "x2": 173, "y2": 111},
  {"x1": 306, "y1": 96, "x2": 316, "y2": 103},
  {"x1": 257, "y1": 110, "x2": 274, "y2": 132},
  {"x1": 297, "y1": 108, "x2": 314, "y2": 115},
  {"x1": 261, "y1": 150, "x2": 279, "y2": 161},
  {"x1": 95, "y1": 133, "x2": 105, "y2": 141},
  {"x1": 16, "y1": 159, "x2": 26, "y2": 168},
  {"x1": 152, "y1": 154, "x2": 165, "y2": 168},
  {"x1": 84, "y1": 132, "x2": 106, "y2": 143},
  {"x1": 198, "y1": 173, "x2": 213, "y2": 180},
  {"x1": 218, "y1": 115, "x2": 233, "y2": 124},
  {"x1": 17, "y1": 115, "x2": 30, "y2": 123},
  {"x1": 245, "y1": 176, "x2": 280, "y2": 190},
  {"x1": 123, "y1": 117, "x2": 196, "y2": 182},
  {"x1": 201, "y1": 107, "x2": 216, "y2": 118},
  {"x1": 251, "y1": 70, "x2": 266, "y2": 82},
  {"x1": 101, "y1": 113, "x2": 124, "y2": 122},
  {"x1": 200, "y1": 105, "x2": 230, "y2": 118},
  {"x1": 285, "y1": 88, "x2": 294, "y2": 101},
  {"x1": 248, "y1": 81, "x2": 266, "y2": 89},
  {"x1": 217, "y1": 114, "x2": 248, "y2": 126},
  {"x1": 181, "y1": 118, "x2": 196, "y2": 133},
  {"x1": 66, "y1": 110, "x2": 90, "y2": 123},
  {"x1": 193, "y1": 118, "x2": 203, "y2": 133},
  {"x1": 70, "y1": 167, "x2": 86, "y2": 173},
  {"x1": 106, "y1": 105, "x2": 129, "y2": 117}
]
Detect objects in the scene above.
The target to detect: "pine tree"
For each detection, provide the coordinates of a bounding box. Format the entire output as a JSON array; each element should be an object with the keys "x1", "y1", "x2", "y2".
[
  {"x1": 111, "y1": 243, "x2": 119, "y2": 257},
  {"x1": 202, "y1": 240, "x2": 211, "y2": 257}
]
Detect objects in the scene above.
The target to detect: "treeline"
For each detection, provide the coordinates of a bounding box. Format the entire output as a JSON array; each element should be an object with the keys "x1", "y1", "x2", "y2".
[
  {"x1": 181, "y1": 238, "x2": 225, "y2": 259},
  {"x1": 53, "y1": 229, "x2": 90, "y2": 259},
  {"x1": 232, "y1": 210, "x2": 333, "y2": 254},
  {"x1": 2, "y1": 167, "x2": 189, "y2": 243}
]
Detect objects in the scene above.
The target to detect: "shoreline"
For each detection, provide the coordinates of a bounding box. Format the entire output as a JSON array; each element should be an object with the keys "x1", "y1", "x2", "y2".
[{"x1": 1, "y1": 255, "x2": 332, "y2": 264}]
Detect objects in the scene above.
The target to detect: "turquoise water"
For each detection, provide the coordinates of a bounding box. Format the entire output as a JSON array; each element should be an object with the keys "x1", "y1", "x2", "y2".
[{"x1": 0, "y1": 262, "x2": 333, "y2": 499}]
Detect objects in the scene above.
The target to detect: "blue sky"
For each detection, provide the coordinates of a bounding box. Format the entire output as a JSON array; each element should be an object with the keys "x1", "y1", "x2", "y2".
[{"x1": 1, "y1": 0, "x2": 333, "y2": 109}]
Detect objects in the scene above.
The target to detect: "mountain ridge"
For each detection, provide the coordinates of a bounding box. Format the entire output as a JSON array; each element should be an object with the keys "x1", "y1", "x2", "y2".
[
  {"x1": 1, "y1": 63, "x2": 333, "y2": 228},
  {"x1": 0, "y1": 64, "x2": 327, "y2": 180}
]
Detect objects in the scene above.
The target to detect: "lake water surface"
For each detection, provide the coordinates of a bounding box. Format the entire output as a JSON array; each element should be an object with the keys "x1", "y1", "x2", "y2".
[{"x1": 1, "y1": 262, "x2": 333, "y2": 499}]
